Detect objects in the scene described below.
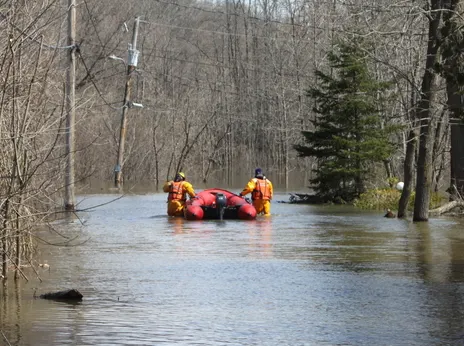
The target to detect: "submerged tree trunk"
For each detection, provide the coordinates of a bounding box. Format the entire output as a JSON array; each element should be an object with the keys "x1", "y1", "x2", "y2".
[
  {"x1": 450, "y1": 123, "x2": 464, "y2": 198},
  {"x1": 414, "y1": 87, "x2": 439, "y2": 222},
  {"x1": 445, "y1": 35, "x2": 464, "y2": 198},
  {"x1": 413, "y1": 0, "x2": 444, "y2": 222},
  {"x1": 398, "y1": 128, "x2": 417, "y2": 218},
  {"x1": 437, "y1": 0, "x2": 464, "y2": 199}
]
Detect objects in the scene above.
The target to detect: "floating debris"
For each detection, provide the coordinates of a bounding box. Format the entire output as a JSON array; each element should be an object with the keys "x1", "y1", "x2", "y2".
[{"x1": 40, "y1": 289, "x2": 83, "y2": 302}]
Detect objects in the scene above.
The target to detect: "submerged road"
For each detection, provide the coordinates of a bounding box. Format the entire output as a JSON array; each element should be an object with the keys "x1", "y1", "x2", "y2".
[{"x1": 1, "y1": 192, "x2": 464, "y2": 345}]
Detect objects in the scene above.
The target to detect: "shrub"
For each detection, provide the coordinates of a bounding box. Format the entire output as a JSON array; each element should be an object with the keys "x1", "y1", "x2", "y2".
[
  {"x1": 353, "y1": 188, "x2": 403, "y2": 210},
  {"x1": 354, "y1": 187, "x2": 446, "y2": 211}
]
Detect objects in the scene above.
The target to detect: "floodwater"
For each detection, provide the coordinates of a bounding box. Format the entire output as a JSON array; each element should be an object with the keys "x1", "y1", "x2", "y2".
[{"x1": 1, "y1": 192, "x2": 464, "y2": 346}]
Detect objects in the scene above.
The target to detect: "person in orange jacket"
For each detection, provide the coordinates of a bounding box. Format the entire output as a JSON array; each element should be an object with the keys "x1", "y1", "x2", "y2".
[
  {"x1": 163, "y1": 172, "x2": 196, "y2": 216},
  {"x1": 239, "y1": 168, "x2": 273, "y2": 216}
]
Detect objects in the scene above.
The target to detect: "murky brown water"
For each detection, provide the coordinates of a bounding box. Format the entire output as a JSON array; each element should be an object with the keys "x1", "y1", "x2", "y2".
[{"x1": 1, "y1": 192, "x2": 464, "y2": 345}]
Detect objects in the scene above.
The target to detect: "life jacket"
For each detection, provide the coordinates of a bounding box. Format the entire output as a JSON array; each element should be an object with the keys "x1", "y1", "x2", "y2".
[
  {"x1": 251, "y1": 178, "x2": 271, "y2": 200},
  {"x1": 168, "y1": 181, "x2": 185, "y2": 201}
]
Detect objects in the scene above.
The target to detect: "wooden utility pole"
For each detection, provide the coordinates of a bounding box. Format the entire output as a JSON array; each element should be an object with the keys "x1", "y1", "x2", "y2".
[
  {"x1": 64, "y1": 0, "x2": 76, "y2": 210},
  {"x1": 114, "y1": 17, "x2": 141, "y2": 189}
]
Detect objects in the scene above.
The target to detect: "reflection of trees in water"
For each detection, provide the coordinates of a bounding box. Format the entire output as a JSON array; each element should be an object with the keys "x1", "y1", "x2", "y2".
[
  {"x1": 0, "y1": 282, "x2": 6, "y2": 342},
  {"x1": 1, "y1": 277, "x2": 87, "y2": 346},
  {"x1": 413, "y1": 221, "x2": 464, "y2": 341},
  {"x1": 295, "y1": 219, "x2": 412, "y2": 269},
  {"x1": 0, "y1": 279, "x2": 22, "y2": 345},
  {"x1": 412, "y1": 222, "x2": 434, "y2": 281},
  {"x1": 15, "y1": 279, "x2": 21, "y2": 346},
  {"x1": 412, "y1": 221, "x2": 464, "y2": 282},
  {"x1": 449, "y1": 224, "x2": 464, "y2": 282}
]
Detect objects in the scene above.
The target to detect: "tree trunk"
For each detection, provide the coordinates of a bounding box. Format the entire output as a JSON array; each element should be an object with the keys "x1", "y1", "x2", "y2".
[
  {"x1": 444, "y1": 0, "x2": 464, "y2": 198},
  {"x1": 450, "y1": 123, "x2": 464, "y2": 197},
  {"x1": 447, "y1": 74, "x2": 464, "y2": 199},
  {"x1": 398, "y1": 128, "x2": 417, "y2": 218},
  {"x1": 413, "y1": 0, "x2": 443, "y2": 222},
  {"x1": 414, "y1": 90, "x2": 439, "y2": 222}
]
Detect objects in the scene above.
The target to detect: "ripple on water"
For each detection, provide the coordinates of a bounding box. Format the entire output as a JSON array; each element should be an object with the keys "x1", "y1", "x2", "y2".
[{"x1": 4, "y1": 194, "x2": 464, "y2": 345}]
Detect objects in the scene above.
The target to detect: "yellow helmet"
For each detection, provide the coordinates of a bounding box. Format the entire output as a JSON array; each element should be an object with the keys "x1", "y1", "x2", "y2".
[{"x1": 177, "y1": 172, "x2": 185, "y2": 179}]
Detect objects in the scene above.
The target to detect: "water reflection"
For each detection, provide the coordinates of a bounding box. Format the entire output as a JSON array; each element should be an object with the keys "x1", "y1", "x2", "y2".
[
  {"x1": 169, "y1": 216, "x2": 185, "y2": 235},
  {"x1": 247, "y1": 219, "x2": 273, "y2": 258},
  {"x1": 407, "y1": 220, "x2": 464, "y2": 283},
  {"x1": 14, "y1": 280, "x2": 21, "y2": 345},
  {"x1": 1, "y1": 195, "x2": 464, "y2": 345}
]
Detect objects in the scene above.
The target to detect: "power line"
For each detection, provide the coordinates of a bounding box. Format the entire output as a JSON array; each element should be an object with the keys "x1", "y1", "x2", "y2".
[
  {"x1": 84, "y1": 40, "x2": 315, "y2": 79},
  {"x1": 80, "y1": 41, "x2": 313, "y2": 112},
  {"x1": 145, "y1": 20, "x2": 319, "y2": 42},
  {"x1": 84, "y1": 37, "x2": 422, "y2": 85},
  {"x1": 149, "y1": 0, "x2": 417, "y2": 29},
  {"x1": 0, "y1": 10, "x2": 75, "y2": 50},
  {"x1": 141, "y1": 4, "x2": 426, "y2": 42},
  {"x1": 75, "y1": 5, "x2": 426, "y2": 110},
  {"x1": 78, "y1": 51, "x2": 126, "y2": 110},
  {"x1": 145, "y1": 18, "x2": 426, "y2": 45}
]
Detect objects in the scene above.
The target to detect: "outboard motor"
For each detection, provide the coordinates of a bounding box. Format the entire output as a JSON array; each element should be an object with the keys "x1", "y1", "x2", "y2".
[{"x1": 215, "y1": 193, "x2": 227, "y2": 220}]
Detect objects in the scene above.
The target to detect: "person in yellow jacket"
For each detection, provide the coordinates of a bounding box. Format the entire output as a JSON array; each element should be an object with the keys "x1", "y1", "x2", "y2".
[
  {"x1": 239, "y1": 168, "x2": 273, "y2": 216},
  {"x1": 163, "y1": 172, "x2": 196, "y2": 216}
]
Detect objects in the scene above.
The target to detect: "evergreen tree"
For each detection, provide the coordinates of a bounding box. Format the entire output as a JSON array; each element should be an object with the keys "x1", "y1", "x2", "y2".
[{"x1": 294, "y1": 43, "x2": 395, "y2": 202}]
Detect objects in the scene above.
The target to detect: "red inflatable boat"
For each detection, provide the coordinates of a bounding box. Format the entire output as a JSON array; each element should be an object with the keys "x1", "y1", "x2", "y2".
[{"x1": 185, "y1": 188, "x2": 257, "y2": 220}]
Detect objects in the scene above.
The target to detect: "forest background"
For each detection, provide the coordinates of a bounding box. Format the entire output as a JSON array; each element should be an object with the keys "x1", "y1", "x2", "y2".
[{"x1": 1, "y1": 0, "x2": 464, "y2": 277}]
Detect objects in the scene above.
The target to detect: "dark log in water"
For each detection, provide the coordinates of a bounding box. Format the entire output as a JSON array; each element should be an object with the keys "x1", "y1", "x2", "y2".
[{"x1": 40, "y1": 289, "x2": 83, "y2": 301}]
